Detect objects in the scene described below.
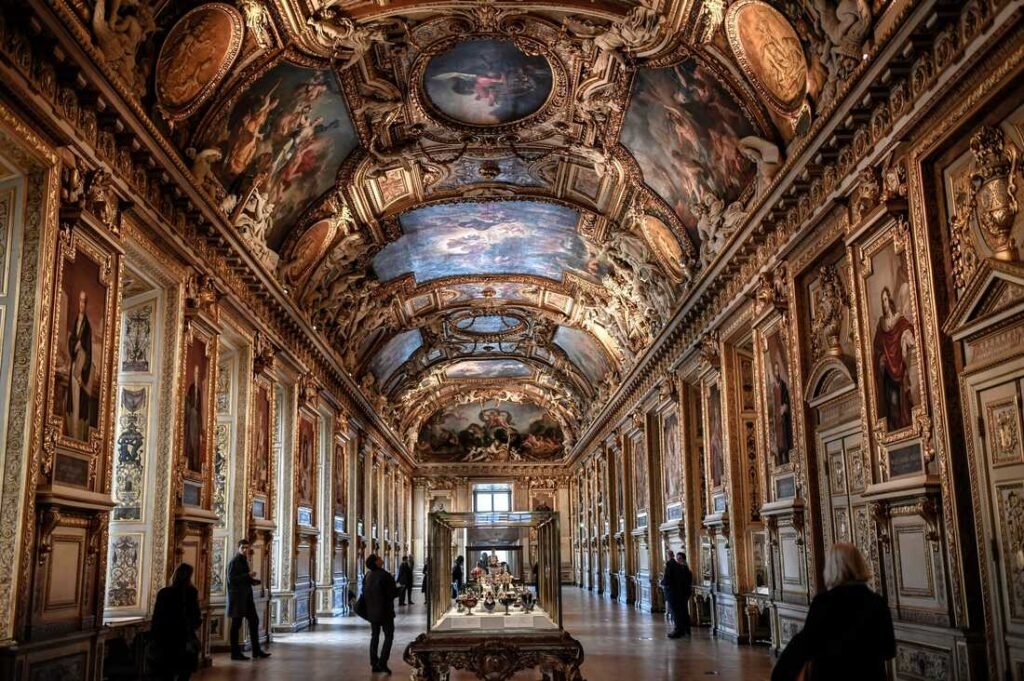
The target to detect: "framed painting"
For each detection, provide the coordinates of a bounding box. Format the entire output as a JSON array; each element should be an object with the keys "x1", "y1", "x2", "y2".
[
  {"x1": 761, "y1": 326, "x2": 795, "y2": 468},
  {"x1": 631, "y1": 431, "x2": 648, "y2": 515},
  {"x1": 705, "y1": 381, "x2": 726, "y2": 491},
  {"x1": 48, "y1": 230, "x2": 117, "y2": 468},
  {"x1": 855, "y1": 221, "x2": 925, "y2": 440},
  {"x1": 296, "y1": 411, "x2": 318, "y2": 510},
  {"x1": 250, "y1": 378, "x2": 274, "y2": 520},
  {"x1": 180, "y1": 327, "x2": 216, "y2": 491},
  {"x1": 661, "y1": 409, "x2": 681, "y2": 503},
  {"x1": 334, "y1": 436, "x2": 347, "y2": 526}
]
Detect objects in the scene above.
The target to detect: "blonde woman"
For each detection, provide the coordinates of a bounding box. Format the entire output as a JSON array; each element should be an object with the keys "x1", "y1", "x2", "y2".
[{"x1": 772, "y1": 543, "x2": 895, "y2": 681}]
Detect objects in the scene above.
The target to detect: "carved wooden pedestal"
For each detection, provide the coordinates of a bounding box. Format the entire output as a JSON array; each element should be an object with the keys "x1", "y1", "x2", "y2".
[{"x1": 403, "y1": 630, "x2": 586, "y2": 681}]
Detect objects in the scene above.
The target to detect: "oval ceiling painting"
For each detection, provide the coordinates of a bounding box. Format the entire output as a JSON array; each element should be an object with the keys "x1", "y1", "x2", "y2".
[
  {"x1": 423, "y1": 39, "x2": 553, "y2": 126},
  {"x1": 639, "y1": 214, "x2": 686, "y2": 281}
]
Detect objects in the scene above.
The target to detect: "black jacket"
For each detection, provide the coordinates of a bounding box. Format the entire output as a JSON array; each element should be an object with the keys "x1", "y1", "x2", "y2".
[
  {"x1": 772, "y1": 583, "x2": 895, "y2": 681},
  {"x1": 362, "y1": 566, "x2": 397, "y2": 625},
  {"x1": 397, "y1": 561, "x2": 413, "y2": 588},
  {"x1": 149, "y1": 584, "x2": 201, "y2": 669},
  {"x1": 451, "y1": 562, "x2": 464, "y2": 588},
  {"x1": 660, "y1": 559, "x2": 692, "y2": 608},
  {"x1": 226, "y1": 552, "x2": 259, "y2": 618}
]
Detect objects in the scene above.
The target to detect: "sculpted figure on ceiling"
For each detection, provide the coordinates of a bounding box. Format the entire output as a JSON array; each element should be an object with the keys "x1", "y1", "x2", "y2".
[{"x1": 92, "y1": 0, "x2": 156, "y2": 94}]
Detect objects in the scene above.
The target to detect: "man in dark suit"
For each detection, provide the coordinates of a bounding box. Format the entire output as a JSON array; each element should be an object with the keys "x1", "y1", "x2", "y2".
[
  {"x1": 397, "y1": 555, "x2": 414, "y2": 606},
  {"x1": 227, "y1": 538, "x2": 271, "y2": 661},
  {"x1": 362, "y1": 554, "x2": 397, "y2": 674},
  {"x1": 660, "y1": 550, "x2": 693, "y2": 639}
]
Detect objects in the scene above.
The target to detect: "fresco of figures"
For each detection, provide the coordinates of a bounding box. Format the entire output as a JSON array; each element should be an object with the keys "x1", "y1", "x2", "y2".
[
  {"x1": 207, "y1": 62, "x2": 358, "y2": 248},
  {"x1": 423, "y1": 39, "x2": 553, "y2": 126},
  {"x1": 373, "y1": 201, "x2": 595, "y2": 284},
  {"x1": 416, "y1": 400, "x2": 565, "y2": 462},
  {"x1": 621, "y1": 60, "x2": 757, "y2": 243}
]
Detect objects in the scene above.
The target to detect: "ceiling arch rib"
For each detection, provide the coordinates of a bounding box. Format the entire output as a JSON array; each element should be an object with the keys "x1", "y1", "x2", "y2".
[{"x1": 149, "y1": 0, "x2": 833, "y2": 466}]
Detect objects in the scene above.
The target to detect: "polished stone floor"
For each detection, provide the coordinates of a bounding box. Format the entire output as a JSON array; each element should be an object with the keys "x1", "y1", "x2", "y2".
[{"x1": 196, "y1": 588, "x2": 775, "y2": 680}]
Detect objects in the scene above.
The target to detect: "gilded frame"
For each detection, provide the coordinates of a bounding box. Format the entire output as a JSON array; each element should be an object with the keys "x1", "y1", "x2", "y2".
[
  {"x1": 178, "y1": 320, "x2": 218, "y2": 508},
  {"x1": 44, "y1": 226, "x2": 120, "y2": 488}
]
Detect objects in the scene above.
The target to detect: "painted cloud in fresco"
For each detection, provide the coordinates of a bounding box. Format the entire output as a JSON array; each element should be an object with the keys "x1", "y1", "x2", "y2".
[
  {"x1": 372, "y1": 201, "x2": 598, "y2": 284},
  {"x1": 369, "y1": 329, "x2": 422, "y2": 383},
  {"x1": 553, "y1": 326, "x2": 612, "y2": 384},
  {"x1": 621, "y1": 60, "x2": 756, "y2": 240},
  {"x1": 208, "y1": 62, "x2": 358, "y2": 249},
  {"x1": 445, "y1": 359, "x2": 533, "y2": 379},
  {"x1": 416, "y1": 400, "x2": 564, "y2": 462}
]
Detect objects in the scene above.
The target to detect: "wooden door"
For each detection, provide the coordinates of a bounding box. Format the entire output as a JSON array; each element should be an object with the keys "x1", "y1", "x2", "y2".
[{"x1": 817, "y1": 427, "x2": 871, "y2": 559}]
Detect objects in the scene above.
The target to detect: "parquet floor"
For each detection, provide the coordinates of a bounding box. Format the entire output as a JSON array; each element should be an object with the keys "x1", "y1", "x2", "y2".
[{"x1": 195, "y1": 587, "x2": 775, "y2": 680}]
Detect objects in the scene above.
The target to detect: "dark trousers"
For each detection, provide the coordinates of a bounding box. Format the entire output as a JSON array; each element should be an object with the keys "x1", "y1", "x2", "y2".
[
  {"x1": 370, "y1": 619, "x2": 395, "y2": 668},
  {"x1": 398, "y1": 584, "x2": 413, "y2": 605},
  {"x1": 667, "y1": 597, "x2": 691, "y2": 635},
  {"x1": 230, "y1": 610, "x2": 262, "y2": 655}
]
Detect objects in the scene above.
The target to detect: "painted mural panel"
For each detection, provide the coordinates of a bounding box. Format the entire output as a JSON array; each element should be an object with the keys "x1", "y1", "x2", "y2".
[
  {"x1": 369, "y1": 329, "x2": 422, "y2": 383},
  {"x1": 373, "y1": 201, "x2": 593, "y2": 284},
  {"x1": 423, "y1": 39, "x2": 553, "y2": 126},
  {"x1": 106, "y1": 534, "x2": 142, "y2": 608},
  {"x1": 445, "y1": 359, "x2": 532, "y2": 379},
  {"x1": 207, "y1": 62, "x2": 358, "y2": 248},
  {"x1": 621, "y1": 61, "x2": 756, "y2": 239},
  {"x1": 120, "y1": 302, "x2": 153, "y2": 373},
  {"x1": 416, "y1": 400, "x2": 564, "y2": 462},
  {"x1": 764, "y1": 330, "x2": 794, "y2": 467},
  {"x1": 553, "y1": 326, "x2": 611, "y2": 384},
  {"x1": 113, "y1": 386, "x2": 148, "y2": 522},
  {"x1": 436, "y1": 282, "x2": 541, "y2": 306},
  {"x1": 213, "y1": 423, "x2": 230, "y2": 527}
]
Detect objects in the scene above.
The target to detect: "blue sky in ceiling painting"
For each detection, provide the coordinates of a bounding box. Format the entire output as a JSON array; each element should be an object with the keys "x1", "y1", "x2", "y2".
[
  {"x1": 372, "y1": 201, "x2": 598, "y2": 284},
  {"x1": 446, "y1": 359, "x2": 533, "y2": 379},
  {"x1": 554, "y1": 326, "x2": 611, "y2": 384},
  {"x1": 369, "y1": 329, "x2": 422, "y2": 383},
  {"x1": 621, "y1": 60, "x2": 755, "y2": 240}
]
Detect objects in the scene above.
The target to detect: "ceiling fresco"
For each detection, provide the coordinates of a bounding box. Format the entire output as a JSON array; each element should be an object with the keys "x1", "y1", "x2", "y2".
[
  {"x1": 621, "y1": 60, "x2": 758, "y2": 254},
  {"x1": 140, "y1": 0, "x2": 886, "y2": 464},
  {"x1": 446, "y1": 359, "x2": 534, "y2": 379},
  {"x1": 422, "y1": 39, "x2": 554, "y2": 126},
  {"x1": 203, "y1": 62, "x2": 358, "y2": 249},
  {"x1": 416, "y1": 400, "x2": 565, "y2": 463},
  {"x1": 372, "y1": 201, "x2": 596, "y2": 285}
]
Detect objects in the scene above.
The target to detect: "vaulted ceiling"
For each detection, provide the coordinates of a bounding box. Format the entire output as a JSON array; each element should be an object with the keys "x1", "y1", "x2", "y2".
[{"x1": 140, "y1": 0, "x2": 881, "y2": 464}]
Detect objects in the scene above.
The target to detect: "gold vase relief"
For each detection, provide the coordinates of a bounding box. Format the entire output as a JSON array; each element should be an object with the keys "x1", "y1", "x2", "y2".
[{"x1": 954, "y1": 125, "x2": 1022, "y2": 263}]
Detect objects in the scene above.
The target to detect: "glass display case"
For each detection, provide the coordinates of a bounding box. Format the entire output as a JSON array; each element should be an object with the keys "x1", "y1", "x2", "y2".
[{"x1": 406, "y1": 511, "x2": 584, "y2": 680}]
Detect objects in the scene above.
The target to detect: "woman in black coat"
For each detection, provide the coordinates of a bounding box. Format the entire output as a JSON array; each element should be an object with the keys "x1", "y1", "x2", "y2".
[
  {"x1": 148, "y1": 563, "x2": 202, "y2": 681},
  {"x1": 772, "y1": 543, "x2": 895, "y2": 681}
]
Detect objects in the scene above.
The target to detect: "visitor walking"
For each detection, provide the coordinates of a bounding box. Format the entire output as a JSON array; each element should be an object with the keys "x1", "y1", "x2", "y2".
[
  {"x1": 227, "y1": 538, "x2": 271, "y2": 660},
  {"x1": 660, "y1": 551, "x2": 692, "y2": 638},
  {"x1": 397, "y1": 555, "x2": 414, "y2": 605},
  {"x1": 421, "y1": 557, "x2": 430, "y2": 596},
  {"x1": 451, "y1": 555, "x2": 465, "y2": 598},
  {"x1": 771, "y1": 543, "x2": 895, "y2": 681},
  {"x1": 361, "y1": 554, "x2": 398, "y2": 675},
  {"x1": 148, "y1": 563, "x2": 202, "y2": 681}
]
